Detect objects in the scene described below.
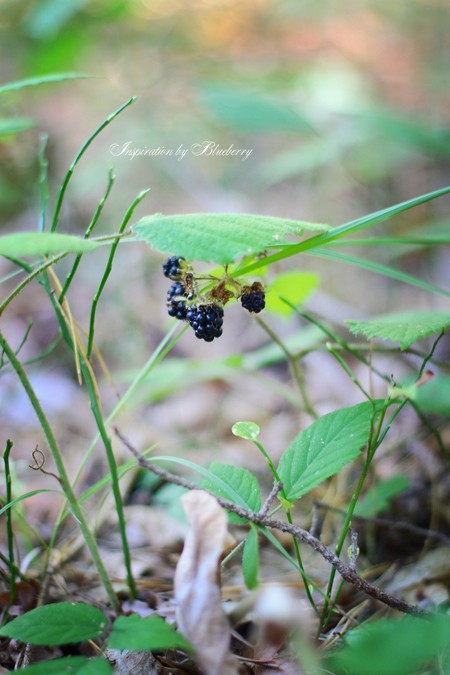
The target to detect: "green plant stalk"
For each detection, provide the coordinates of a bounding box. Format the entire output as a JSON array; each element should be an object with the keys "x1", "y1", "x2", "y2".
[
  {"x1": 3, "y1": 439, "x2": 16, "y2": 606},
  {"x1": 38, "y1": 134, "x2": 49, "y2": 232},
  {"x1": 255, "y1": 316, "x2": 317, "y2": 418},
  {"x1": 0, "y1": 253, "x2": 69, "y2": 316},
  {"x1": 86, "y1": 188, "x2": 150, "y2": 358},
  {"x1": 0, "y1": 332, "x2": 119, "y2": 611},
  {"x1": 326, "y1": 343, "x2": 371, "y2": 400},
  {"x1": 80, "y1": 357, "x2": 137, "y2": 600},
  {"x1": 46, "y1": 323, "x2": 185, "y2": 572},
  {"x1": 318, "y1": 403, "x2": 388, "y2": 632},
  {"x1": 50, "y1": 97, "x2": 136, "y2": 233},
  {"x1": 252, "y1": 438, "x2": 319, "y2": 615},
  {"x1": 59, "y1": 168, "x2": 116, "y2": 303}
]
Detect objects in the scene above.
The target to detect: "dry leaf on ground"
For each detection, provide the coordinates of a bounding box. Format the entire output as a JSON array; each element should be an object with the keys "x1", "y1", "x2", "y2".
[{"x1": 174, "y1": 490, "x2": 238, "y2": 675}]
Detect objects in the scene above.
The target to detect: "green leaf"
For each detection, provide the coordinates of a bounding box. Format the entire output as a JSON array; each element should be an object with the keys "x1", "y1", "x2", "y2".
[
  {"x1": 0, "y1": 73, "x2": 93, "y2": 95},
  {"x1": 327, "y1": 614, "x2": 450, "y2": 675},
  {"x1": 18, "y1": 657, "x2": 89, "y2": 674},
  {"x1": 242, "y1": 525, "x2": 259, "y2": 590},
  {"x1": 232, "y1": 421, "x2": 260, "y2": 441},
  {"x1": 265, "y1": 271, "x2": 318, "y2": 316},
  {"x1": 346, "y1": 311, "x2": 450, "y2": 350},
  {"x1": 132, "y1": 213, "x2": 329, "y2": 264},
  {"x1": 0, "y1": 603, "x2": 107, "y2": 646},
  {"x1": 277, "y1": 401, "x2": 381, "y2": 501},
  {"x1": 354, "y1": 475, "x2": 410, "y2": 517},
  {"x1": 108, "y1": 614, "x2": 191, "y2": 652},
  {"x1": 0, "y1": 118, "x2": 36, "y2": 137},
  {"x1": 0, "y1": 232, "x2": 100, "y2": 259},
  {"x1": 199, "y1": 87, "x2": 312, "y2": 133},
  {"x1": 202, "y1": 462, "x2": 261, "y2": 524}
]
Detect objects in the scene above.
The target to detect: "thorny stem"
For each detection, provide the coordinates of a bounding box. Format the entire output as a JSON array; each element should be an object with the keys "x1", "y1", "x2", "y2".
[
  {"x1": 115, "y1": 427, "x2": 427, "y2": 619},
  {"x1": 0, "y1": 332, "x2": 119, "y2": 611}
]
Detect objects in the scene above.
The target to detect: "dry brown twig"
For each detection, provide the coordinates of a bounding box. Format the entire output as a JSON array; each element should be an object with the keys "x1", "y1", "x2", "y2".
[{"x1": 114, "y1": 427, "x2": 428, "y2": 618}]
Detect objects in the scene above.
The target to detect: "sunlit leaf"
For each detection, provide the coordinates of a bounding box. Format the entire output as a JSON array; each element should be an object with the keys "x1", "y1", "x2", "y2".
[
  {"x1": 265, "y1": 271, "x2": 318, "y2": 316},
  {"x1": 232, "y1": 421, "x2": 260, "y2": 441}
]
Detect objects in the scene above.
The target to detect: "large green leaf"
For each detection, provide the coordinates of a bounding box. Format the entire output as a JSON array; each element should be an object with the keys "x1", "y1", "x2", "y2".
[
  {"x1": 346, "y1": 311, "x2": 450, "y2": 350},
  {"x1": 0, "y1": 603, "x2": 107, "y2": 645},
  {"x1": 199, "y1": 87, "x2": 312, "y2": 132},
  {"x1": 277, "y1": 401, "x2": 380, "y2": 501},
  {"x1": 327, "y1": 614, "x2": 450, "y2": 675},
  {"x1": 108, "y1": 614, "x2": 191, "y2": 651},
  {"x1": 132, "y1": 213, "x2": 329, "y2": 264},
  {"x1": 202, "y1": 462, "x2": 261, "y2": 523},
  {"x1": 0, "y1": 232, "x2": 99, "y2": 258}
]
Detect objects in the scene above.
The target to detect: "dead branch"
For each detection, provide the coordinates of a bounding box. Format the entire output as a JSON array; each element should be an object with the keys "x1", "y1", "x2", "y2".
[{"x1": 114, "y1": 427, "x2": 428, "y2": 618}]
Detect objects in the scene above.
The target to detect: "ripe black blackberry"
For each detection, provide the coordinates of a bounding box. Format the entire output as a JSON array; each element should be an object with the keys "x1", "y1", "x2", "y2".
[
  {"x1": 167, "y1": 281, "x2": 194, "y2": 302},
  {"x1": 166, "y1": 281, "x2": 192, "y2": 321},
  {"x1": 187, "y1": 304, "x2": 224, "y2": 342},
  {"x1": 240, "y1": 282, "x2": 265, "y2": 314},
  {"x1": 162, "y1": 256, "x2": 185, "y2": 280}
]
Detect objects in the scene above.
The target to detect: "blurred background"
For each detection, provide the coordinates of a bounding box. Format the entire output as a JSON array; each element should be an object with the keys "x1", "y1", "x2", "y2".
[{"x1": 0, "y1": 0, "x2": 449, "y2": 574}]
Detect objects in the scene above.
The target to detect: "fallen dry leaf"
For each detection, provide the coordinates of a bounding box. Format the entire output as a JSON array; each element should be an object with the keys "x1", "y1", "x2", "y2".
[{"x1": 174, "y1": 490, "x2": 238, "y2": 675}]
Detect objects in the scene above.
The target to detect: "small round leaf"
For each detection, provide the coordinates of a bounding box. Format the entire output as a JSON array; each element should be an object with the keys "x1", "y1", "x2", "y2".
[{"x1": 232, "y1": 421, "x2": 260, "y2": 441}]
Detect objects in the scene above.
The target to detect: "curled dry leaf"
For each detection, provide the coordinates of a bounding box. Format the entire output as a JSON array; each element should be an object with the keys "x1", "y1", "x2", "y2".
[{"x1": 174, "y1": 490, "x2": 239, "y2": 675}]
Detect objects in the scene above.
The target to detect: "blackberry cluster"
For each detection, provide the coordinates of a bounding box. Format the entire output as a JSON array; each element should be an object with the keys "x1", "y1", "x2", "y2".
[
  {"x1": 162, "y1": 255, "x2": 266, "y2": 343},
  {"x1": 240, "y1": 282, "x2": 266, "y2": 314},
  {"x1": 162, "y1": 256, "x2": 185, "y2": 280},
  {"x1": 167, "y1": 281, "x2": 191, "y2": 320},
  {"x1": 186, "y1": 304, "x2": 224, "y2": 342}
]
